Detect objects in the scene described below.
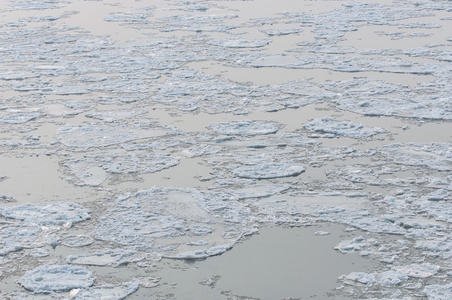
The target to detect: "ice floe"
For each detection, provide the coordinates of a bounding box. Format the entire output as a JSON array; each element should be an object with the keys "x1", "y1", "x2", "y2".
[
  {"x1": 69, "y1": 281, "x2": 139, "y2": 300},
  {"x1": 60, "y1": 235, "x2": 94, "y2": 248},
  {"x1": 208, "y1": 120, "x2": 280, "y2": 136},
  {"x1": 2, "y1": 0, "x2": 452, "y2": 298},
  {"x1": 5, "y1": 204, "x2": 84, "y2": 226},
  {"x1": 19, "y1": 265, "x2": 94, "y2": 292},
  {"x1": 67, "y1": 249, "x2": 142, "y2": 267},
  {"x1": 423, "y1": 283, "x2": 452, "y2": 300},
  {"x1": 303, "y1": 117, "x2": 386, "y2": 138},
  {"x1": 2, "y1": 202, "x2": 90, "y2": 228},
  {"x1": 56, "y1": 124, "x2": 169, "y2": 150},
  {"x1": 232, "y1": 163, "x2": 305, "y2": 179}
]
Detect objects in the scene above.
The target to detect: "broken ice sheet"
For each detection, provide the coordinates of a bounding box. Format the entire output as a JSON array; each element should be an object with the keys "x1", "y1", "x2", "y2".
[
  {"x1": 69, "y1": 281, "x2": 139, "y2": 300},
  {"x1": 18, "y1": 265, "x2": 93, "y2": 292},
  {"x1": 61, "y1": 235, "x2": 94, "y2": 248},
  {"x1": 104, "y1": 6, "x2": 155, "y2": 24},
  {"x1": 232, "y1": 163, "x2": 305, "y2": 179},
  {"x1": 303, "y1": 117, "x2": 386, "y2": 139},
  {"x1": 0, "y1": 113, "x2": 41, "y2": 124},
  {"x1": 423, "y1": 282, "x2": 452, "y2": 300},
  {"x1": 56, "y1": 124, "x2": 169, "y2": 150},
  {"x1": 9, "y1": 1, "x2": 65, "y2": 10},
  {"x1": 392, "y1": 263, "x2": 441, "y2": 278},
  {"x1": 94, "y1": 188, "x2": 251, "y2": 256},
  {"x1": 323, "y1": 79, "x2": 452, "y2": 120},
  {"x1": 208, "y1": 38, "x2": 271, "y2": 48},
  {"x1": 181, "y1": 144, "x2": 222, "y2": 158},
  {"x1": 85, "y1": 109, "x2": 147, "y2": 123},
  {"x1": 208, "y1": 120, "x2": 280, "y2": 136},
  {"x1": 103, "y1": 152, "x2": 180, "y2": 174},
  {"x1": 2, "y1": 202, "x2": 90, "y2": 228},
  {"x1": 260, "y1": 28, "x2": 303, "y2": 36},
  {"x1": 158, "y1": 14, "x2": 238, "y2": 33},
  {"x1": 229, "y1": 184, "x2": 291, "y2": 200},
  {"x1": 62, "y1": 151, "x2": 180, "y2": 186},
  {"x1": 62, "y1": 159, "x2": 109, "y2": 187},
  {"x1": 379, "y1": 143, "x2": 452, "y2": 171},
  {"x1": 0, "y1": 224, "x2": 42, "y2": 256},
  {"x1": 342, "y1": 270, "x2": 408, "y2": 287},
  {"x1": 67, "y1": 249, "x2": 143, "y2": 267}
]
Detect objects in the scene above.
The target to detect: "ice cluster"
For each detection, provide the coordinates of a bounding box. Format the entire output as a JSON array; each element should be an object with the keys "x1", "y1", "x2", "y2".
[{"x1": 1, "y1": 0, "x2": 452, "y2": 298}]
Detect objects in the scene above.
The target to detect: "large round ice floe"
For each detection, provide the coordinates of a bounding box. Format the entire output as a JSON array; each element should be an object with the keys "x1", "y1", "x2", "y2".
[
  {"x1": 207, "y1": 120, "x2": 280, "y2": 136},
  {"x1": 303, "y1": 117, "x2": 385, "y2": 138},
  {"x1": 1, "y1": 202, "x2": 90, "y2": 227},
  {"x1": 18, "y1": 265, "x2": 94, "y2": 292},
  {"x1": 232, "y1": 163, "x2": 305, "y2": 179}
]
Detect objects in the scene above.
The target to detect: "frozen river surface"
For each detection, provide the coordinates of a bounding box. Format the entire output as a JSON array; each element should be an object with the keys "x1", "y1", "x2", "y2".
[{"x1": 1, "y1": 0, "x2": 452, "y2": 299}]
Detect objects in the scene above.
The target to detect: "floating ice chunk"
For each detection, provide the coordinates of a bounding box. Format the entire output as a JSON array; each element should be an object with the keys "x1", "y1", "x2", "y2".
[
  {"x1": 260, "y1": 28, "x2": 303, "y2": 36},
  {"x1": 0, "y1": 225, "x2": 41, "y2": 256},
  {"x1": 94, "y1": 188, "x2": 249, "y2": 255},
  {"x1": 56, "y1": 124, "x2": 168, "y2": 150},
  {"x1": 3, "y1": 292, "x2": 66, "y2": 299},
  {"x1": 2, "y1": 202, "x2": 90, "y2": 228},
  {"x1": 85, "y1": 109, "x2": 147, "y2": 122},
  {"x1": 181, "y1": 144, "x2": 222, "y2": 158},
  {"x1": 104, "y1": 11, "x2": 152, "y2": 24},
  {"x1": 94, "y1": 210, "x2": 183, "y2": 248},
  {"x1": 67, "y1": 249, "x2": 142, "y2": 267},
  {"x1": 10, "y1": 1, "x2": 64, "y2": 10},
  {"x1": 208, "y1": 120, "x2": 280, "y2": 136},
  {"x1": 428, "y1": 175, "x2": 452, "y2": 191},
  {"x1": 1, "y1": 113, "x2": 41, "y2": 124},
  {"x1": 61, "y1": 235, "x2": 94, "y2": 248},
  {"x1": 229, "y1": 184, "x2": 291, "y2": 199},
  {"x1": 208, "y1": 38, "x2": 271, "y2": 48},
  {"x1": 160, "y1": 14, "x2": 238, "y2": 33},
  {"x1": 419, "y1": 201, "x2": 452, "y2": 223},
  {"x1": 103, "y1": 152, "x2": 180, "y2": 174},
  {"x1": 0, "y1": 71, "x2": 39, "y2": 81},
  {"x1": 334, "y1": 236, "x2": 367, "y2": 253},
  {"x1": 63, "y1": 159, "x2": 109, "y2": 187},
  {"x1": 19, "y1": 265, "x2": 93, "y2": 292},
  {"x1": 314, "y1": 231, "x2": 330, "y2": 236},
  {"x1": 425, "y1": 189, "x2": 450, "y2": 201},
  {"x1": 70, "y1": 281, "x2": 139, "y2": 300},
  {"x1": 165, "y1": 244, "x2": 233, "y2": 260},
  {"x1": 250, "y1": 54, "x2": 303, "y2": 68},
  {"x1": 415, "y1": 239, "x2": 452, "y2": 259},
  {"x1": 393, "y1": 263, "x2": 440, "y2": 278},
  {"x1": 233, "y1": 163, "x2": 305, "y2": 179},
  {"x1": 424, "y1": 282, "x2": 452, "y2": 300},
  {"x1": 30, "y1": 248, "x2": 50, "y2": 257},
  {"x1": 343, "y1": 270, "x2": 408, "y2": 286},
  {"x1": 303, "y1": 118, "x2": 385, "y2": 138},
  {"x1": 380, "y1": 143, "x2": 452, "y2": 171}
]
